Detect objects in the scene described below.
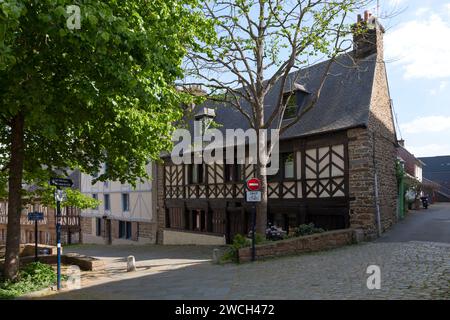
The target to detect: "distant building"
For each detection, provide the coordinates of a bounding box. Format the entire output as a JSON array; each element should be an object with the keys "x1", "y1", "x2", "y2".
[
  {"x1": 0, "y1": 170, "x2": 81, "y2": 245},
  {"x1": 80, "y1": 163, "x2": 157, "y2": 244},
  {"x1": 397, "y1": 140, "x2": 424, "y2": 182},
  {"x1": 418, "y1": 156, "x2": 450, "y2": 202}
]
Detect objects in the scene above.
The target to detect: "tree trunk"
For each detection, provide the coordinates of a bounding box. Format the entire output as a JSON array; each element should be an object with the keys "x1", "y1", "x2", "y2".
[
  {"x1": 4, "y1": 112, "x2": 25, "y2": 280},
  {"x1": 254, "y1": 100, "x2": 267, "y2": 235},
  {"x1": 255, "y1": 161, "x2": 268, "y2": 235},
  {"x1": 256, "y1": 164, "x2": 267, "y2": 235}
]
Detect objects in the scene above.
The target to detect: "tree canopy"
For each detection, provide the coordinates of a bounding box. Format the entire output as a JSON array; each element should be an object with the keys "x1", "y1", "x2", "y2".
[
  {"x1": 0, "y1": 0, "x2": 213, "y2": 279},
  {"x1": 1, "y1": 0, "x2": 213, "y2": 185}
]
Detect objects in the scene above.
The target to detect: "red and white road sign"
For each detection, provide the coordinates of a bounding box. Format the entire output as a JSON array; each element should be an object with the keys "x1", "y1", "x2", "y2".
[{"x1": 246, "y1": 178, "x2": 261, "y2": 191}]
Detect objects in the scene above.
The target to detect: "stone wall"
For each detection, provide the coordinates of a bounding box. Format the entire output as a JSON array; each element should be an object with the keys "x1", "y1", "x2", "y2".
[
  {"x1": 138, "y1": 222, "x2": 157, "y2": 244},
  {"x1": 81, "y1": 217, "x2": 156, "y2": 244},
  {"x1": 347, "y1": 128, "x2": 378, "y2": 238},
  {"x1": 162, "y1": 229, "x2": 226, "y2": 245},
  {"x1": 347, "y1": 54, "x2": 398, "y2": 239},
  {"x1": 81, "y1": 216, "x2": 92, "y2": 235},
  {"x1": 238, "y1": 229, "x2": 355, "y2": 263},
  {"x1": 368, "y1": 58, "x2": 398, "y2": 232},
  {"x1": 372, "y1": 132, "x2": 398, "y2": 232}
]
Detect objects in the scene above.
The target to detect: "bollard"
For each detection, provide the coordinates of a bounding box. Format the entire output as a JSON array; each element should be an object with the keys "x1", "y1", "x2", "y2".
[
  {"x1": 127, "y1": 255, "x2": 136, "y2": 272},
  {"x1": 212, "y1": 248, "x2": 220, "y2": 264}
]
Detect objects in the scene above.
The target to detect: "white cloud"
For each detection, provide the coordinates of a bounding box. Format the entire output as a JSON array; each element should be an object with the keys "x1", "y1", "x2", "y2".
[
  {"x1": 385, "y1": 13, "x2": 450, "y2": 79},
  {"x1": 415, "y1": 7, "x2": 430, "y2": 16},
  {"x1": 400, "y1": 116, "x2": 450, "y2": 134},
  {"x1": 429, "y1": 81, "x2": 448, "y2": 95},
  {"x1": 406, "y1": 143, "x2": 450, "y2": 157}
]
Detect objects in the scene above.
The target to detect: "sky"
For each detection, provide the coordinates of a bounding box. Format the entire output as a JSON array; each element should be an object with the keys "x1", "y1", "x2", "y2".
[{"x1": 381, "y1": 0, "x2": 450, "y2": 157}]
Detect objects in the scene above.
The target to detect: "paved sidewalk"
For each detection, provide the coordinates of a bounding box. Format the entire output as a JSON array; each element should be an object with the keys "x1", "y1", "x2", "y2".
[
  {"x1": 377, "y1": 203, "x2": 450, "y2": 243},
  {"x1": 39, "y1": 241, "x2": 449, "y2": 300},
  {"x1": 39, "y1": 203, "x2": 450, "y2": 300}
]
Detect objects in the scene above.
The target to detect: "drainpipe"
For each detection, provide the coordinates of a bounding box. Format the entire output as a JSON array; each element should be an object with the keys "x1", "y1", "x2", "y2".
[
  {"x1": 374, "y1": 173, "x2": 382, "y2": 237},
  {"x1": 372, "y1": 133, "x2": 382, "y2": 237}
]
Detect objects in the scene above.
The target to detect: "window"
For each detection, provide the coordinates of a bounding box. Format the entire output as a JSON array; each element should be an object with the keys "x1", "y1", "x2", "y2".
[
  {"x1": 194, "y1": 210, "x2": 201, "y2": 230},
  {"x1": 283, "y1": 153, "x2": 295, "y2": 179},
  {"x1": 104, "y1": 194, "x2": 110, "y2": 211},
  {"x1": 96, "y1": 218, "x2": 102, "y2": 236},
  {"x1": 122, "y1": 193, "x2": 130, "y2": 212},
  {"x1": 267, "y1": 159, "x2": 279, "y2": 181},
  {"x1": 191, "y1": 164, "x2": 198, "y2": 184},
  {"x1": 118, "y1": 221, "x2": 132, "y2": 239},
  {"x1": 190, "y1": 164, "x2": 204, "y2": 184},
  {"x1": 225, "y1": 164, "x2": 242, "y2": 182},
  {"x1": 92, "y1": 194, "x2": 98, "y2": 210},
  {"x1": 282, "y1": 93, "x2": 298, "y2": 120},
  {"x1": 282, "y1": 91, "x2": 307, "y2": 120},
  {"x1": 225, "y1": 164, "x2": 233, "y2": 182}
]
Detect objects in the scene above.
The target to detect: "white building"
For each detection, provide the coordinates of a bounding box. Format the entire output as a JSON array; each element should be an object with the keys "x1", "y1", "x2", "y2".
[{"x1": 80, "y1": 163, "x2": 157, "y2": 244}]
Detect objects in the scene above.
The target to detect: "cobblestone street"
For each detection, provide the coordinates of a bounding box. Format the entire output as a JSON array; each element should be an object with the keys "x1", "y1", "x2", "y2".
[{"x1": 43, "y1": 204, "x2": 450, "y2": 300}]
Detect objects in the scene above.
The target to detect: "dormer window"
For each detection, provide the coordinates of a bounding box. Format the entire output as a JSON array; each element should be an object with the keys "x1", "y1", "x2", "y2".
[
  {"x1": 282, "y1": 84, "x2": 308, "y2": 120},
  {"x1": 194, "y1": 107, "x2": 216, "y2": 137},
  {"x1": 282, "y1": 93, "x2": 298, "y2": 120}
]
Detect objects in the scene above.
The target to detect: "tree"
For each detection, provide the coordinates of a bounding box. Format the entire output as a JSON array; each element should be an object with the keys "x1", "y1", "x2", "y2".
[
  {"x1": 0, "y1": 0, "x2": 212, "y2": 280},
  {"x1": 183, "y1": 0, "x2": 370, "y2": 234}
]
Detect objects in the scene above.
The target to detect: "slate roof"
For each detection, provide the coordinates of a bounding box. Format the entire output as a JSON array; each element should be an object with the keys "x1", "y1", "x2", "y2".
[
  {"x1": 419, "y1": 155, "x2": 450, "y2": 193},
  {"x1": 189, "y1": 52, "x2": 377, "y2": 140}
]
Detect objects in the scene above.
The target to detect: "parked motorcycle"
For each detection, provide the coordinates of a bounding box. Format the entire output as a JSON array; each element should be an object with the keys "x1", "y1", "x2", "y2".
[{"x1": 420, "y1": 196, "x2": 429, "y2": 209}]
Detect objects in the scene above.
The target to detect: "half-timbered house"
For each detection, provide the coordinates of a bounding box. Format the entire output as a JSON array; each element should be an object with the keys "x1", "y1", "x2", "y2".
[
  {"x1": 0, "y1": 170, "x2": 82, "y2": 246},
  {"x1": 156, "y1": 14, "x2": 399, "y2": 245}
]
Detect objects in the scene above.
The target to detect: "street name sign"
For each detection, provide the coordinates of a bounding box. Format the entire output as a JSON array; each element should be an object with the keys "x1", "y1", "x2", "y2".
[
  {"x1": 50, "y1": 177, "x2": 73, "y2": 188},
  {"x1": 246, "y1": 190, "x2": 262, "y2": 202},
  {"x1": 28, "y1": 212, "x2": 44, "y2": 221}
]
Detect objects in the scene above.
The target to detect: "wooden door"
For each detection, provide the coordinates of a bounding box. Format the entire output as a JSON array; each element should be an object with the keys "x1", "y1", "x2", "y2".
[
  {"x1": 212, "y1": 209, "x2": 226, "y2": 235},
  {"x1": 227, "y1": 208, "x2": 246, "y2": 242}
]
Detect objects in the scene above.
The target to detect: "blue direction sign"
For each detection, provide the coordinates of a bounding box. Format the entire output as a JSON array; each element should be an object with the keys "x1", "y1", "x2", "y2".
[
  {"x1": 50, "y1": 177, "x2": 73, "y2": 188},
  {"x1": 28, "y1": 212, "x2": 44, "y2": 221}
]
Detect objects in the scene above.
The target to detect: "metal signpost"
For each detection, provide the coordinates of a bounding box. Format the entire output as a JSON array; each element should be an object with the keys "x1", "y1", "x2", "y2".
[
  {"x1": 27, "y1": 212, "x2": 44, "y2": 262},
  {"x1": 246, "y1": 178, "x2": 261, "y2": 262},
  {"x1": 50, "y1": 177, "x2": 73, "y2": 290}
]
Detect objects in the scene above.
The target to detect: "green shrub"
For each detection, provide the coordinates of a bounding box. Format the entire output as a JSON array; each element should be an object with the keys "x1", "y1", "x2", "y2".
[
  {"x1": 219, "y1": 233, "x2": 268, "y2": 264},
  {"x1": 0, "y1": 262, "x2": 57, "y2": 299},
  {"x1": 292, "y1": 223, "x2": 325, "y2": 237},
  {"x1": 254, "y1": 233, "x2": 265, "y2": 245}
]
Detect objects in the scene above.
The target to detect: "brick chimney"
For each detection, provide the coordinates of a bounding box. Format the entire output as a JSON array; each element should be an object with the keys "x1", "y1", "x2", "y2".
[{"x1": 353, "y1": 10, "x2": 385, "y2": 60}]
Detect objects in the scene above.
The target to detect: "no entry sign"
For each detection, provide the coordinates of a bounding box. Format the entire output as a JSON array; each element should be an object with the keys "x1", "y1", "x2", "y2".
[{"x1": 246, "y1": 178, "x2": 260, "y2": 191}]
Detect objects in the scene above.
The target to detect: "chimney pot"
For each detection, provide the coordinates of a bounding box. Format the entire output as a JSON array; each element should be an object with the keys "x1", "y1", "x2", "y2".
[{"x1": 364, "y1": 10, "x2": 370, "y2": 21}]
